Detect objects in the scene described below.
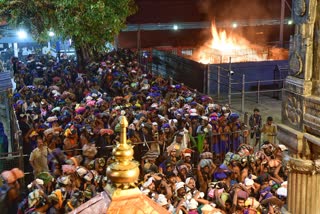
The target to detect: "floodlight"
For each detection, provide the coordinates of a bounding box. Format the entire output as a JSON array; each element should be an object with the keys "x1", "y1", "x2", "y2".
[
  {"x1": 17, "y1": 30, "x2": 27, "y2": 39},
  {"x1": 48, "y1": 31, "x2": 55, "y2": 37},
  {"x1": 232, "y1": 23, "x2": 238, "y2": 28}
]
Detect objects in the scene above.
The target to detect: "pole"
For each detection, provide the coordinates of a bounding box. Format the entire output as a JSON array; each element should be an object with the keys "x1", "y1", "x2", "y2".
[
  {"x1": 228, "y1": 57, "x2": 232, "y2": 106},
  {"x1": 217, "y1": 55, "x2": 222, "y2": 99},
  {"x1": 13, "y1": 43, "x2": 18, "y2": 57},
  {"x1": 137, "y1": 24, "x2": 141, "y2": 62},
  {"x1": 217, "y1": 66, "x2": 220, "y2": 99},
  {"x1": 114, "y1": 35, "x2": 119, "y2": 51},
  {"x1": 279, "y1": 0, "x2": 285, "y2": 47},
  {"x1": 244, "y1": 112, "x2": 249, "y2": 126},
  {"x1": 244, "y1": 112, "x2": 249, "y2": 144},
  {"x1": 137, "y1": 25, "x2": 141, "y2": 51},
  {"x1": 18, "y1": 146, "x2": 25, "y2": 188},
  {"x1": 257, "y1": 80, "x2": 261, "y2": 104},
  {"x1": 207, "y1": 64, "x2": 210, "y2": 95},
  {"x1": 241, "y1": 74, "x2": 245, "y2": 113}
]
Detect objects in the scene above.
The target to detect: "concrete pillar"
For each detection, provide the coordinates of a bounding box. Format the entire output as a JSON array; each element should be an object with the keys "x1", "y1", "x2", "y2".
[
  {"x1": 13, "y1": 42, "x2": 18, "y2": 57},
  {"x1": 114, "y1": 35, "x2": 119, "y2": 50}
]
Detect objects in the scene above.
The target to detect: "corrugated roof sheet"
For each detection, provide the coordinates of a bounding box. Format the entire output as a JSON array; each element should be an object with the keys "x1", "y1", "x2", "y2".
[{"x1": 0, "y1": 72, "x2": 12, "y2": 91}]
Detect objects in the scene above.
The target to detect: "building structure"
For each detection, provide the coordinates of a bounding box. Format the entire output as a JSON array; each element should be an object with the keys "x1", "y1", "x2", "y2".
[
  {"x1": 0, "y1": 72, "x2": 14, "y2": 153},
  {"x1": 277, "y1": 0, "x2": 320, "y2": 213}
]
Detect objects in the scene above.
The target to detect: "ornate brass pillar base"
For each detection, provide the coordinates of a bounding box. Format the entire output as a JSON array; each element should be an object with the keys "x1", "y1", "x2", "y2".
[{"x1": 278, "y1": 124, "x2": 320, "y2": 214}]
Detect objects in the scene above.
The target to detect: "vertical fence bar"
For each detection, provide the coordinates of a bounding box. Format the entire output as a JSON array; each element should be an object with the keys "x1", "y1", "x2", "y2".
[
  {"x1": 202, "y1": 65, "x2": 209, "y2": 94},
  {"x1": 228, "y1": 73, "x2": 231, "y2": 106},
  {"x1": 169, "y1": 77, "x2": 173, "y2": 85},
  {"x1": 19, "y1": 146, "x2": 25, "y2": 187},
  {"x1": 207, "y1": 64, "x2": 210, "y2": 95},
  {"x1": 217, "y1": 65, "x2": 220, "y2": 99},
  {"x1": 257, "y1": 80, "x2": 260, "y2": 104},
  {"x1": 218, "y1": 55, "x2": 222, "y2": 99},
  {"x1": 244, "y1": 112, "x2": 249, "y2": 126},
  {"x1": 228, "y1": 57, "x2": 232, "y2": 105},
  {"x1": 241, "y1": 74, "x2": 245, "y2": 113}
]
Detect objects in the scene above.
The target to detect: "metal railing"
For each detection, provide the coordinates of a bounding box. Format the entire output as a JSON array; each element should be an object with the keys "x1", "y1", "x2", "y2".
[
  {"x1": 229, "y1": 76, "x2": 285, "y2": 112},
  {"x1": 207, "y1": 61, "x2": 285, "y2": 112},
  {"x1": 123, "y1": 19, "x2": 292, "y2": 32},
  {"x1": 0, "y1": 127, "x2": 276, "y2": 190},
  {"x1": 0, "y1": 129, "x2": 263, "y2": 168},
  {"x1": 0, "y1": 140, "x2": 161, "y2": 187}
]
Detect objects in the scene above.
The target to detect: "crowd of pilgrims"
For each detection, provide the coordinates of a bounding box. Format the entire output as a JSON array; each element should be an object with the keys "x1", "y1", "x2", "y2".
[{"x1": 0, "y1": 49, "x2": 288, "y2": 214}]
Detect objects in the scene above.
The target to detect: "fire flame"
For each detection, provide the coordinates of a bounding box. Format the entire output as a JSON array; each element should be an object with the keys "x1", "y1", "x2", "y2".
[
  {"x1": 209, "y1": 22, "x2": 249, "y2": 54},
  {"x1": 195, "y1": 22, "x2": 283, "y2": 64}
]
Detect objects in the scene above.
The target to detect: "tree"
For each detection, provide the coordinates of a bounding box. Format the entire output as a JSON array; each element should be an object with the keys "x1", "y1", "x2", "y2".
[{"x1": 0, "y1": 0, "x2": 137, "y2": 71}]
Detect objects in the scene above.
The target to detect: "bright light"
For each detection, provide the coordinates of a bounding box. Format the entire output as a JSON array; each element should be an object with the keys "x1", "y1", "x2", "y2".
[
  {"x1": 173, "y1": 24, "x2": 178, "y2": 31},
  {"x1": 48, "y1": 31, "x2": 55, "y2": 37},
  {"x1": 232, "y1": 23, "x2": 238, "y2": 28},
  {"x1": 17, "y1": 30, "x2": 27, "y2": 39},
  {"x1": 288, "y1": 20, "x2": 293, "y2": 25}
]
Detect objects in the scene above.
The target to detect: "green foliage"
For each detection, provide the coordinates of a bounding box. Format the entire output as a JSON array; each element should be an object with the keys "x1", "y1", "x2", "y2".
[
  {"x1": 55, "y1": 0, "x2": 137, "y2": 51},
  {"x1": 0, "y1": 0, "x2": 137, "y2": 51},
  {"x1": 0, "y1": 1, "x2": 57, "y2": 43},
  {"x1": 189, "y1": 133, "x2": 206, "y2": 153}
]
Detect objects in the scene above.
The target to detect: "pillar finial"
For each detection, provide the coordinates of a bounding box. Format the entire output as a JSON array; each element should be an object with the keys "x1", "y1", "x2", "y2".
[{"x1": 106, "y1": 116, "x2": 140, "y2": 192}]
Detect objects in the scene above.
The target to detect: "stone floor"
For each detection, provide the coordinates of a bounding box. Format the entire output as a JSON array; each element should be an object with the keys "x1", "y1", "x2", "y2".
[{"x1": 214, "y1": 94, "x2": 282, "y2": 124}]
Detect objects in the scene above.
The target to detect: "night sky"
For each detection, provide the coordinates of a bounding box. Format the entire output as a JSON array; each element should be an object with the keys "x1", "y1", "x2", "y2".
[
  {"x1": 127, "y1": 0, "x2": 291, "y2": 23},
  {"x1": 120, "y1": 0, "x2": 293, "y2": 48}
]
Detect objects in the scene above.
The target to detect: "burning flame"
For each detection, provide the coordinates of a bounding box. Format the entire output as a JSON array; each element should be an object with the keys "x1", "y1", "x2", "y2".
[
  {"x1": 197, "y1": 22, "x2": 266, "y2": 64},
  {"x1": 210, "y1": 23, "x2": 247, "y2": 53}
]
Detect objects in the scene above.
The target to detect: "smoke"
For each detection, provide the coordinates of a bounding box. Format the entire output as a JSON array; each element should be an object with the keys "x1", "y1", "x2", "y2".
[
  {"x1": 196, "y1": 0, "x2": 286, "y2": 44},
  {"x1": 198, "y1": 0, "x2": 216, "y2": 20},
  {"x1": 197, "y1": 0, "x2": 281, "y2": 21}
]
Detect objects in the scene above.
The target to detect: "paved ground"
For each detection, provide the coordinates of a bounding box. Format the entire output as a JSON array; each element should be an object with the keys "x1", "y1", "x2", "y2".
[{"x1": 214, "y1": 94, "x2": 282, "y2": 124}]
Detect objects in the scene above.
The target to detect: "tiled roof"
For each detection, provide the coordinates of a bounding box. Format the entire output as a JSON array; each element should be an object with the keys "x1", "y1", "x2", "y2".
[{"x1": 107, "y1": 192, "x2": 169, "y2": 214}]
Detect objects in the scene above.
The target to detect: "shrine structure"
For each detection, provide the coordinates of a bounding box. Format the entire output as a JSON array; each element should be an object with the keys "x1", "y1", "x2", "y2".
[{"x1": 277, "y1": 0, "x2": 320, "y2": 213}]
